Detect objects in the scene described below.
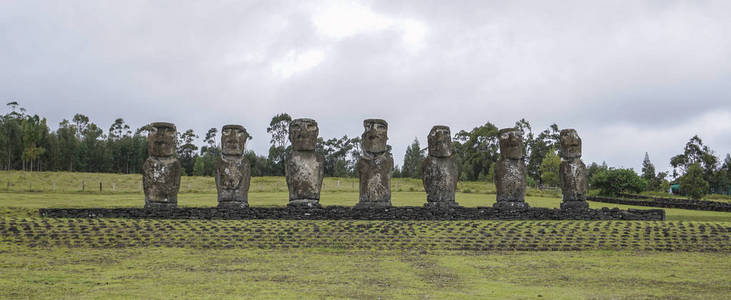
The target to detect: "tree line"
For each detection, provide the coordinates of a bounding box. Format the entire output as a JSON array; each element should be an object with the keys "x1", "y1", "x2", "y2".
[{"x1": 2, "y1": 102, "x2": 729, "y2": 198}]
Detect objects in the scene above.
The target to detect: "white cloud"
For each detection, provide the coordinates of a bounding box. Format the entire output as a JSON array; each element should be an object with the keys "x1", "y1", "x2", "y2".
[
  {"x1": 1, "y1": 0, "x2": 729, "y2": 171},
  {"x1": 271, "y1": 49, "x2": 326, "y2": 79},
  {"x1": 311, "y1": 0, "x2": 428, "y2": 50}
]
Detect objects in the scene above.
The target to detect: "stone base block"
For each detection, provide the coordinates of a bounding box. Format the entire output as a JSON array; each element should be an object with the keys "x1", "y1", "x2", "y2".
[
  {"x1": 493, "y1": 201, "x2": 530, "y2": 210},
  {"x1": 561, "y1": 200, "x2": 589, "y2": 210},
  {"x1": 354, "y1": 201, "x2": 392, "y2": 209},
  {"x1": 218, "y1": 201, "x2": 249, "y2": 209},
  {"x1": 424, "y1": 201, "x2": 461, "y2": 209},
  {"x1": 145, "y1": 202, "x2": 177, "y2": 209},
  {"x1": 288, "y1": 199, "x2": 321, "y2": 208}
]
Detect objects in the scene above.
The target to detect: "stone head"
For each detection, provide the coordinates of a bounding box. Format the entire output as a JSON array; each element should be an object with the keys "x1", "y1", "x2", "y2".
[
  {"x1": 428, "y1": 125, "x2": 452, "y2": 158},
  {"x1": 221, "y1": 124, "x2": 248, "y2": 156},
  {"x1": 498, "y1": 128, "x2": 523, "y2": 160},
  {"x1": 148, "y1": 122, "x2": 177, "y2": 157},
  {"x1": 362, "y1": 119, "x2": 389, "y2": 154},
  {"x1": 560, "y1": 129, "x2": 582, "y2": 159},
  {"x1": 289, "y1": 118, "x2": 319, "y2": 151}
]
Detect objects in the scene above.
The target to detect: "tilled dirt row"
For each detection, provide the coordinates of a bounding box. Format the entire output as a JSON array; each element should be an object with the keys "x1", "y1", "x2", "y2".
[{"x1": 1, "y1": 218, "x2": 728, "y2": 251}]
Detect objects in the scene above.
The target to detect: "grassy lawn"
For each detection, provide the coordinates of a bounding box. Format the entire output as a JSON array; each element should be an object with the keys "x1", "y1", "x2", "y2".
[
  {"x1": 0, "y1": 245, "x2": 728, "y2": 299},
  {"x1": 0, "y1": 171, "x2": 729, "y2": 298},
  {"x1": 2, "y1": 191, "x2": 729, "y2": 222}
]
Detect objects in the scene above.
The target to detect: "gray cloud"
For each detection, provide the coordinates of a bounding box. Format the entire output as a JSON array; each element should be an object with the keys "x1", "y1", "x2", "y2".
[{"x1": 1, "y1": 0, "x2": 729, "y2": 173}]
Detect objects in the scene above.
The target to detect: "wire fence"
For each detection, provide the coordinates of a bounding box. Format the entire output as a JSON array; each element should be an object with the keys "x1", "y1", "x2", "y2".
[{"x1": 0, "y1": 171, "x2": 563, "y2": 197}]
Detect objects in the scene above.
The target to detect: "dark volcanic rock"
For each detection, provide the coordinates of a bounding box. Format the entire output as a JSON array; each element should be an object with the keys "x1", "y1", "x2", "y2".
[
  {"x1": 559, "y1": 129, "x2": 589, "y2": 210},
  {"x1": 285, "y1": 118, "x2": 324, "y2": 208},
  {"x1": 39, "y1": 206, "x2": 666, "y2": 221},
  {"x1": 494, "y1": 128, "x2": 529, "y2": 209},
  {"x1": 422, "y1": 125, "x2": 459, "y2": 208},
  {"x1": 142, "y1": 122, "x2": 181, "y2": 209},
  {"x1": 357, "y1": 119, "x2": 393, "y2": 208},
  {"x1": 215, "y1": 124, "x2": 251, "y2": 209}
]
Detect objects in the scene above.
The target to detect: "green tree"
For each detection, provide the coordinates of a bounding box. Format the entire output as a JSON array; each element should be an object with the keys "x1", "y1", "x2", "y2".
[
  {"x1": 392, "y1": 164, "x2": 402, "y2": 178},
  {"x1": 80, "y1": 122, "x2": 110, "y2": 172},
  {"x1": 670, "y1": 135, "x2": 718, "y2": 181},
  {"x1": 591, "y1": 168, "x2": 647, "y2": 196},
  {"x1": 402, "y1": 138, "x2": 425, "y2": 178},
  {"x1": 72, "y1": 114, "x2": 89, "y2": 139},
  {"x1": 526, "y1": 123, "x2": 560, "y2": 184},
  {"x1": 266, "y1": 113, "x2": 291, "y2": 176},
  {"x1": 2, "y1": 102, "x2": 26, "y2": 170},
  {"x1": 453, "y1": 122, "x2": 500, "y2": 181},
  {"x1": 107, "y1": 118, "x2": 135, "y2": 173},
  {"x1": 20, "y1": 115, "x2": 48, "y2": 171},
  {"x1": 642, "y1": 152, "x2": 665, "y2": 191},
  {"x1": 192, "y1": 156, "x2": 206, "y2": 176},
  {"x1": 193, "y1": 127, "x2": 221, "y2": 177},
  {"x1": 177, "y1": 129, "x2": 199, "y2": 176},
  {"x1": 586, "y1": 161, "x2": 608, "y2": 188},
  {"x1": 539, "y1": 147, "x2": 560, "y2": 187},
  {"x1": 56, "y1": 119, "x2": 79, "y2": 171},
  {"x1": 718, "y1": 154, "x2": 731, "y2": 195},
  {"x1": 679, "y1": 163, "x2": 709, "y2": 200},
  {"x1": 317, "y1": 135, "x2": 359, "y2": 177},
  {"x1": 514, "y1": 118, "x2": 533, "y2": 165}
]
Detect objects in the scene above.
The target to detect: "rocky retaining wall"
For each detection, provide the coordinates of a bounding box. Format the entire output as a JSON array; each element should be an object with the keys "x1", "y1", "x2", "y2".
[
  {"x1": 589, "y1": 195, "x2": 730, "y2": 212},
  {"x1": 39, "y1": 206, "x2": 665, "y2": 220}
]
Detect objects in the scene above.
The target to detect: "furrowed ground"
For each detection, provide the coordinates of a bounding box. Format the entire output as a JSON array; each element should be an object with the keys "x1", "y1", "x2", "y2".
[{"x1": 0, "y1": 171, "x2": 729, "y2": 299}]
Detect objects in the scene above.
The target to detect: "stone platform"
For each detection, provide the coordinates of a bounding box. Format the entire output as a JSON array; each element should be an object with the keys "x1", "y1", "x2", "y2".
[{"x1": 39, "y1": 206, "x2": 665, "y2": 220}]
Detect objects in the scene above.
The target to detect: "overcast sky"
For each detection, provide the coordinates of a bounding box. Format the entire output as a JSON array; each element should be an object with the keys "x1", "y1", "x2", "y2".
[{"x1": 2, "y1": 0, "x2": 729, "y2": 174}]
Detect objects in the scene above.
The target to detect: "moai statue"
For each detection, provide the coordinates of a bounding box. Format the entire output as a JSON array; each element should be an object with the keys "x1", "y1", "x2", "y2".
[
  {"x1": 142, "y1": 122, "x2": 181, "y2": 209},
  {"x1": 494, "y1": 128, "x2": 529, "y2": 209},
  {"x1": 422, "y1": 125, "x2": 460, "y2": 208},
  {"x1": 215, "y1": 125, "x2": 251, "y2": 209},
  {"x1": 285, "y1": 118, "x2": 324, "y2": 208},
  {"x1": 559, "y1": 129, "x2": 589, "y2": 209},
  {"x1": 355, "y1": 119, "x2": 393, "y2": 208}
]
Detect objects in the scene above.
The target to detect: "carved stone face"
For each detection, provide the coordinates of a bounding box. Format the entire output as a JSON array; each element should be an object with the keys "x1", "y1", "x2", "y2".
[
  {"x1": 148, "y1": 122, "x2": 176, "y2": 157},
  {"x1": 289, "y1": 118, "x2": 319, "y2": 151},
  {"x1": 560, "y1": 129, "x2": 582, "y2": 159},
  {"x1": 221, "y1": 125, "x2": 248, "y2": 156},
  {"x1": 498, "y1": 128, "x2": 523, "y2": 160},
  {"x1": 428, "y1": 125, "x2": 452, "y2": 158},
  {"x1": 362, "y1": 119, "x2": 388, "y2": 154}
]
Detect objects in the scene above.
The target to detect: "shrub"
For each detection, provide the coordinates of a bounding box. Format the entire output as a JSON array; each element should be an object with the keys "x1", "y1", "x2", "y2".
[
  {"x1": 591, "y1": 168, "x2": 647, "y2": 196},
  {"x1": 679, "y1": 163, "x2": 709, "y2": 200}
]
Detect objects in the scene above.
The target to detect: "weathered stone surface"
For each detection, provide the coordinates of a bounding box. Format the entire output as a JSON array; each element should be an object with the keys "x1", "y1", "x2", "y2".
[
  {"x1": 356, "y1": 119, "x2": 393, "y2": 208},
  {"x1": 559, "y1": 129, "x2": 589, "y2": 209},
  {"x1": 289, "y1": 118, "x2": 318, "y2": 151},
  {"x1": 423, "y1": 126, "x2": 459, "y2": 208},
  {"x1": 494, "y1": 128, "x2": 529, "y2": 209},
  {"x1": 285, "y1": 118, "x2": 324, "y2": 207},
  {"x1": 361, "y1": 119, "x2": 388, "y2": 154},
  {"x1": 215, "y1": 125, "x2": 250, "y2": 209},
  {"x1": 427, "y1": 125, "x2": 452, "y2": 158},
  {"x1": 40, "y1": 207, "x2": 667, "y2": 221},
  {"x1": 143, "y1": 122, "x2": 181, "y2": 209}
]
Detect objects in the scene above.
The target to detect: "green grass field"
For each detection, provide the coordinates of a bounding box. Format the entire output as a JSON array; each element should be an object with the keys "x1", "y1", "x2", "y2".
[{"x1": 1, "y1": 171, "x2": 729, "y2": 299}]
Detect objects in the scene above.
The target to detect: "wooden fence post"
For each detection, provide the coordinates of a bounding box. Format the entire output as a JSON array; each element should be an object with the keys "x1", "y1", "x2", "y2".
[
  {"x1": 99, "y1": 181, "x2": 102, "y2": 192},
  {"x1": 82, "y1": 180, "x2": 85, "y2": 192}
]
